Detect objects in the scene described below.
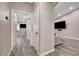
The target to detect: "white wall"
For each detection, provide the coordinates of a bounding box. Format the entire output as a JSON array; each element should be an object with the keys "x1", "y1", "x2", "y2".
[
  {"x1": 31, "y1": 3, "x2": 40, "y2": 53},
  {"x1": 10, "y1": 2, "x2": 33, "y2": 13},
  {"x1": 55, "y1": 9, "x2": 79, "y2": 39},
  {"x1": 0, "y1": 2, "x2": 11, "y2": 55},
  {"x1": 55, "y1": 2, "x2": 79, "y2": 39},
  {"x1": 26, "y1": 15, "x2": 32, "y2": 43},
  {"x1": 39, "y1": 2, "x2": 54, "y2": 55},
  {"x1": 15, "y1": 12, "x2": 27, "y2": 32},
  {"x1": 31, "y1": 2, "x2": 55, "y2": 55}
]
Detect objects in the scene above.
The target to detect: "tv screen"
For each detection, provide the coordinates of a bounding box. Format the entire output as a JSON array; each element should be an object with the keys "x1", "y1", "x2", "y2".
[
  {"x1": 20, "y1": 24, "x2": 26, "y2": 28},
  {"x1": 54, "y1": 21, "x2": 66, "y2": 29}
]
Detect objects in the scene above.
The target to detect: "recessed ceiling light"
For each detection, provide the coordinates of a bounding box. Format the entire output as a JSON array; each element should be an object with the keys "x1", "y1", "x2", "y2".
[
  {"x1": 58, "y1": 14, "x2": 61, "y2": 16},
  {"x1": 69, "y1": 7, "x2": 73, "y2": 10},
  {"x1": 14, "y1": 14, "x2": 17, "y2": 17},
  {"x1": 24, "y1": 16, "x2": 27, "y2": 19}
]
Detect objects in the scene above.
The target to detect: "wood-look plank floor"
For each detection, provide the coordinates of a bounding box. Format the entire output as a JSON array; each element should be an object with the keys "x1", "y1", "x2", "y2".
[
  {"x1": 14, "y1": 31, "x2": 37, "y2": 56},
  {"x1": 13, "y1": 30, "x2": 79, "y2": 56},
  {"x1": 47, "y1": 38, "x2": 79, "y2": 56}
]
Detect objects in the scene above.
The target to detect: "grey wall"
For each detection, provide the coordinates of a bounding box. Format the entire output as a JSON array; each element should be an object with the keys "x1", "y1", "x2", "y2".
[{"x1": 0, "y1": 2, "x2": 11, "y2": 55}]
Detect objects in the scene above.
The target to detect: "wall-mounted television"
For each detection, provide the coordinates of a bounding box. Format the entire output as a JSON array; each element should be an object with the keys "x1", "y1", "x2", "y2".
[
  {"x1": 54, "y1": 21, "x2": 66, "y2": 29},
  {"x1": 20, "y1": 24, "x2": 26, "y2": 28}
]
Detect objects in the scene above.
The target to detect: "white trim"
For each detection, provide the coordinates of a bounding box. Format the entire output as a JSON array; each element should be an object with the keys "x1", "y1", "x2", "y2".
[
  {"x1": 10, "y1": 9, "x2": 32, "y2": 56},
  {"x1": 8, "y1": 48, "x2": 12, "y2": 56},
  {"x1": 39, "y1": 49, "x2": 55, "y2": 56},
  {"x1": 11, "y1": 9, "x2": 32, "y2": 15},
  {"x1": 56, "y1": 35, "x2": 79, "y2": 41}
]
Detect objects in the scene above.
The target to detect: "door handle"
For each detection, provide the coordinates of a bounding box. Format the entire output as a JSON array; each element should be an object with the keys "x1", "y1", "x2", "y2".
[{"x1": 35, "y1": 32, "x2": 38, "y2": 34}]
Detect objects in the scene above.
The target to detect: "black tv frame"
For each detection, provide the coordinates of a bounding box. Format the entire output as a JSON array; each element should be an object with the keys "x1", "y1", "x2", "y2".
[
  {"x1": 54, "y1": 21, "x2": 66, "y2": 29},
  {"x1": 20, "y1": 24, "x2": 26, "y2": 28}
]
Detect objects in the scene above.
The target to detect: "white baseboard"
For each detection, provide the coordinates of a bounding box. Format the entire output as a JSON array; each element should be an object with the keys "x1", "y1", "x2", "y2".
[
  {"x1": 39, "y1": 49, "x2": 55, "y2": 56},
  {"x1": 56, "y1": 35, "x2": 79, "y2": 41}
]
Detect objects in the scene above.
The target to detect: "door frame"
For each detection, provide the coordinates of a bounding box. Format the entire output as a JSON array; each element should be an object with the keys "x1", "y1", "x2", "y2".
[{"x1": 10, "y1": 9, "x2": 32, "y2": 51}]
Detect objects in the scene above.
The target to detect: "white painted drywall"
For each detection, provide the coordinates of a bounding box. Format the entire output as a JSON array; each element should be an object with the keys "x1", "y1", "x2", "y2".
[
  {"x1": 31, "y1": 3, "x2": 40, "y2": 53},
  {"x1": 31, "y1": 2, "x2": 55, "y2": 55},
  {"x1": 55, "y1": 9, "x2": 79, "y2": 39},
  {"x1": 55, "y1": 2, "x2": 79, "y2": 39},
  {"x1": 0, "y1": 2, "x2": 11, "y2": 55},
  {"x1": 39, "y1": 2, "x2": 54, "y2": 55}
]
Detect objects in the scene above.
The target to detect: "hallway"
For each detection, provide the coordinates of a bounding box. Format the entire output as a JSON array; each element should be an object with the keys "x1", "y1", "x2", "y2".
[
  {"x1": 14, "y1": 31, "x2": 37, "y2": 56},
  {"x1": 0, "y1": 2, "x2": 79, "y2": 56}
]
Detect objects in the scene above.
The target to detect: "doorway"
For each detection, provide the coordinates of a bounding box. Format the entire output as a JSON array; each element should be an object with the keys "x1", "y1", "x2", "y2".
[{"x1": 11, "y1": 9, "x2": 37, "y2": 56}]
